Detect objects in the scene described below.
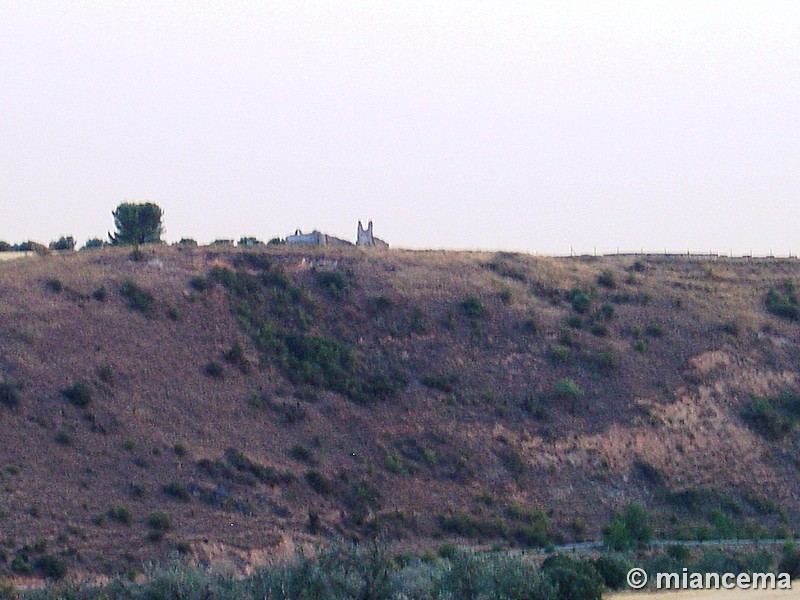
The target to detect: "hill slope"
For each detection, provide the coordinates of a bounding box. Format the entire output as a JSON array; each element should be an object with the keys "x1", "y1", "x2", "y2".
[{"x1": 1, "y1": 245, "x2": 799, "y2": 577}]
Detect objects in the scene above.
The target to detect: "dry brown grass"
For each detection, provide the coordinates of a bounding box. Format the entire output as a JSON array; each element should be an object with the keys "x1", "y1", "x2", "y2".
[{"x1": 1, "y1": 246, "x2": 800, "y2": 577}]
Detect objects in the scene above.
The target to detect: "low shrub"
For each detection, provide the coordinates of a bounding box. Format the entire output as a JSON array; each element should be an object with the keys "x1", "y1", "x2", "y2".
[
  {"x1": 45, "y1": 278, "x2": 63, "y2": 293},
  {"x1": 765, "y1": 281, "x2": 800, "y2": 320},
  {"x1": 203, "y1": 361, "x2": 225, "y2": 379},
  {"x1": 548, "y1": 345, "x2": 570, "y2": 363},
  {"x1": 305, "y1": 470, "x2": 333, "y2": 495},
  {"x1": 161, "y1": 482, "x2": 191, "y2": 502},
  {"x1": 569, "y1": 289, "x2": 591, "y2": 314},
  {"x1": 460, "y1": 295, "x2": 485, "y2": 318},
  {"x1": 34, "y1": 555, "x2": 67, "y2": 580},
  {"x1": 120, "y1": 279, "x2": 155, "y2": 315},
  {"x1": 289, "y1": 444, "x2": 313, "y2": 463},
  {"x1": 108, "y1": 505, "x2": 132, "y2": 525},
  {"x1": 645, "y1": 321, "x2": 663, "y2": 338},
  {"x1": 224, "y1": 341, "x2": 251, "y2": 374},
  {"x1": 91, "y1": 286, "x2": 107, "y2": 301},
  {"x1": 421, "y1": 373, "x2": 459, "y2": 393},
  {"x1": 552, "y1": 378, "x2": 583, "y2": 401},
  {"x1": 148, "y1": 512, "x2": 171, "y2": 530},
  {"x1": 0, "y1": 382, "x2": 21, "y2": 408},
  {"x1": 597, "y1": 270, "x2": 616, "y2": 289},
  {"x1": 602, "y1": 502, "x2": 654, "y2": 550},
  {"x1": 742, "y1": 396, "x2": 798, "y2": 440},
  {"x1": 316, "y1": 271, "x2": 350, "y2": 298},
  {"x1": 62, "y1": 381, "x2": 92, "y2": 408}
]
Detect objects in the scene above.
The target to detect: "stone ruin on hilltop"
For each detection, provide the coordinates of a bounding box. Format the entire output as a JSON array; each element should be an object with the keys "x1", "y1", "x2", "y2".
[{"x1": 285, "y1": 221, "x2": 388, "y2": 248}]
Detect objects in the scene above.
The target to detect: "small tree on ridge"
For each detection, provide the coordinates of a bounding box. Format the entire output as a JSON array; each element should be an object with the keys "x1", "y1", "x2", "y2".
[{"x1": 109, "y1": 202, "x2": 164, "y2": 246}]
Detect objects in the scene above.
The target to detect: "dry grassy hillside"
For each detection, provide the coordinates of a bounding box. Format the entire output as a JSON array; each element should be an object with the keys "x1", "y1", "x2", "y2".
[{"x1": 1, "y1": 245, "x2": 800, "y2": 578}]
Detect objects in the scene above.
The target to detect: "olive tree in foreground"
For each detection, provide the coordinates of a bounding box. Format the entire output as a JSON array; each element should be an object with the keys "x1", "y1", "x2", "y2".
[{"x1": 109, "y1": 202, "x2": 164, "y2": 245}]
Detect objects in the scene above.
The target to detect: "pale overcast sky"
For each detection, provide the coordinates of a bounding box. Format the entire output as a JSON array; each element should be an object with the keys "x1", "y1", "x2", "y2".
[{"x1": 1, "y1": 1, "x2": 798, "y2": 254}]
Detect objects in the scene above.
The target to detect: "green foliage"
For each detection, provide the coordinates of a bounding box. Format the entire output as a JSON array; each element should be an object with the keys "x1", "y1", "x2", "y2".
[
  {"x1": 765, "y1": 281, "x2": 800, "y2": 320},
  {"x1": 224, "y1": 341, "x2": 251, "y2": 374},
  {"x1": 779, "y1": 544, "x2": 800, "y2": 579},
  {"x1": 177, "y1": 238, "x2": 198, "y2": 246},
  {"x1": 498, "y1": 447, "x2": 527, "y2": 479},
  {"x1": 62, "y1": 381, "x2": 92, "y2": 408},
  {"x1": 602, "y1": 503, "x2": 654, "y2": 550},
  {"x1": 548, "y1": 345, "x2": 570, "y2": 363},
  {"x1": 597, "y1": 270, "x2": 616, "y2": 289},
  {"x1": 542, "y1": 554, "x2": 603, "y2": 600},
  {"x1": 569, "y1": 289, "x2": 591, "y2": 314},
  {"x1": 34, "y1": 555, "x2": 67, "y2": 580},
  {"x1": 44, "y1": 278, "x2": 63, "y2": 293},
  {"x1": 741, "y1": 395, "x2": 799, "y2": 440},
  {"x1": 421, "y1": 373, "x2": 459, "y2": 393},
  {"x1": 498, "y1": 286, "x2": 513, "y2": 305},
  {"x1": 588, "y1": 322, "x2": 608, "y2": 337},
  {"x1": 148, "y1": 511, "x2": 171, "y2": 532},
  {"x1": 49, "y1": 236, "x2": 75, "y2": 251},
  {"x1": 645, "y1": 321, "x2": 663, "y2": 337},
  {"x1": 119, "y1": 279, "x2": 155, "y2": 315},
  {"x1": 203, "y1": 361, "x2": 225, "y2": 379},
  {"x1": 289, "y1": 444, "x2": 313, "y2": 463},
  {"x1": 109, "y1": 202, "x2": 164, "y2": 245},
  {"x1": 305, "y1": 470, "x2": 333, "y2": 495},
  {"x1": 108, "y1": 505, "x2": 132, "y2": 525},
  {"x1": 315, "y1": 271, "x2": 350, "y2": 298},
  {"x1": 188, "y1": 275, "x2": 211, "y2": 291},
  {"x1": 92, "y1": 286, "x2": 107, "y2": 301},
  {"x1": 238, "y1": 236, "x2": 263, "y2": 247},
  {"x1": 552, "y1": 378, "x2": 583, "y2": 401},
  {"x1": 438, "y1": 511, "x2": 510, "y2": 539},
  {"x1": 162, "y1": 482, "x2": 191, "y2": 502},
  {"x1": 223, "y1": 448, "x2": 295, "y2": 486},
  {"x1": 83, "y1": 238, "x2": 106, "y2": 250},
  {"x1": 460, "y1": 295, "x2": 485, "y2": 318},
  {"x1": 0, "y1": 382, "x2": 21, "y2": 408},
  {"x1": 591, "y1": 555, "x2": 629, "y2": 590},
  {"x1": 590, "y1": 350, "x2": 618, "y2": 374}
]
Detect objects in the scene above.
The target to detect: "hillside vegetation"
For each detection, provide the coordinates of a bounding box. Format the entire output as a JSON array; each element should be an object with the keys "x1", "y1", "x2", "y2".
[{"x1": 1, "y1": 245, "x2": 800, "y2": 579}]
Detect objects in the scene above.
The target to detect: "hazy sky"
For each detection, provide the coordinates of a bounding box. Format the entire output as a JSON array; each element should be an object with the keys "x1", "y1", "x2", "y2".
[{"x1": 1, "y1": 1, "x2": 799, "y2": 254}]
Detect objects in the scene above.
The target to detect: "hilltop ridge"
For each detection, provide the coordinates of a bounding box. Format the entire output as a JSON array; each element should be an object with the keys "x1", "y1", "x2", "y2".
[{"x1": 1, "y1": 245, "x2": 799, "y2": 577}]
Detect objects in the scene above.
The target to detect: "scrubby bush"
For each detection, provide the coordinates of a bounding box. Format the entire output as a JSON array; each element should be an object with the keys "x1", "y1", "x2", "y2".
[
  {"x1": 44, "y1": 278, "x2": 63, "y2": 293},
  {"x1": 203, "y1": 361, "x2": 225, "y2": 380},
  {"x1": 542, "y1": 554, "x2": 604, "y2": 600},
  {"x1": 548, "y1": 345, "x2": 570, "y2": 363},
  {"x1": 62, "y1": 381, "x2": 92, "y2": 408},
  {"x1": 742, "y1": 396, "x2": 797, "y2": 440},
  {"x1": 305, "y1": 470, "x2": 333, "y2": 495},
  {"x1": 120, "y1": 279, "x2": 155, "y2": 315},
  {"x1": 316, "y1": 271, "x2": 350, "y2": 298},
  {"x1": 49, "y1": 236, "x2": 75, "y2": 251},
  {"x1": 0, "y1": 382, "x2": 21, "y2": 408},
  {"x1": 765, "y1": 281, "x2": 800, "y2": 320},
  {"x1": 162, "y1": 482, "x2": 191, "y2": 502},
  {"x1": 603, "y1": 502, "x2": 654, "y2": 550},
  {"x1": 597, "y1": 270, "x2": 616, "y2": 289},
  {"x1": 289, "y1": 444, "x2": 313, "y2": 463},
  {"x1": 82, "y1": 238, "x2": 106, "y2": 250},
  {"x1": 34, "y1": 555, "x2": 67, "y2": 580},
  {"x1": 552, "y1": 378, "x2": 583, "y2": 401},
  {"x1": 224, "y1": 341, "x2": 251, "y2": 373},
  {"x1": 569, "y1": 289, "x2": 591, "y2": 314},
  {"x1": 421, "y1": 373, "x2": 459, "y2": 393},
  {"x1": 460, "y1": 295, "x2": 485, "y2": 318}
]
